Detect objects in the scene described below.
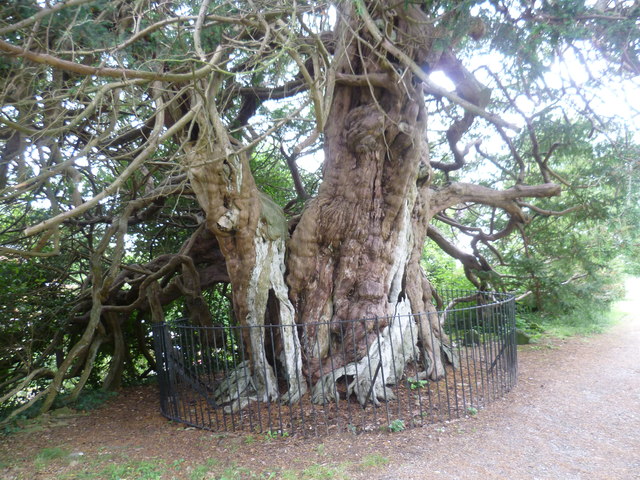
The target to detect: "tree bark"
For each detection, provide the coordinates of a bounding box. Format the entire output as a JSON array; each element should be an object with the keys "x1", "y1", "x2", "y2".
[
  {"x1": 179, "y1": 2, "x2": 562, "y2": 409},
  {"x1": 286, "y1": 1, "x2": 454, "y2": 404},
  {"x1": 183, "y1": 101, "x2": 305, "y2": 407}
]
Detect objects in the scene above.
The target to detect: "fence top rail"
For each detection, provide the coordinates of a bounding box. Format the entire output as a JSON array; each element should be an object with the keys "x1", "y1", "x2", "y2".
[{"x1": 152, "y1": 290, "x2": 515, "y2": 330}]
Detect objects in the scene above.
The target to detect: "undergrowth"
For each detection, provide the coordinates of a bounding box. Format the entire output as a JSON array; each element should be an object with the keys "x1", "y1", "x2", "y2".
[
  {"x1": 515, "y1": 271, "x2": 630, "y2": 339},
  {"x1": 517, "y1": 292, "x2": 624, "y2": 338},
  {"x1": 517, "y1": 307, "x2": 615, "y2": 338}
]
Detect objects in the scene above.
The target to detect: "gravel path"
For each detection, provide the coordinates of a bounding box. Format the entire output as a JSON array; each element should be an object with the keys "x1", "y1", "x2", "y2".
[{"x1": 371, "y1": 277, "x2": 640, "y2": 480}]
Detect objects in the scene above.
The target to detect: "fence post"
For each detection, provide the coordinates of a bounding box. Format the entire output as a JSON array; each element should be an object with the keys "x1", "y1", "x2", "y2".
[{"x1": 152, "y1": 323, "x2": 178, "y2": 418}]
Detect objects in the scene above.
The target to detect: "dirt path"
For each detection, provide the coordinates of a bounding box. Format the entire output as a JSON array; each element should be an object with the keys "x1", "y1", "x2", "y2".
[
  {"x1": 369, "y1": 277, "x2": 640, "y2": 480},
  {"x1": 2, "y1": 280, "x2": 639, "y2": 479}
]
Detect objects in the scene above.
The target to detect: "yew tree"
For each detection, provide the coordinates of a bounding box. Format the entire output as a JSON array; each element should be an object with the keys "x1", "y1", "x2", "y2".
[{"x1": 0, "y1": 0, "x2": 638, "y2": 416}]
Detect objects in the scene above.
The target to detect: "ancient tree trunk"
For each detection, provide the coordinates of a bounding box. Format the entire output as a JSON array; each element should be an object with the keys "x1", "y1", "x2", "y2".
[
  {"x1": 183, "y1": 2, "x2": 490, "y2": 409},
  {"x1": 286, "y1": 2, "x2": 454, "y2": 404},
  {"x1": 184, "y1": 105, "x2": 305, "y2": 408}
]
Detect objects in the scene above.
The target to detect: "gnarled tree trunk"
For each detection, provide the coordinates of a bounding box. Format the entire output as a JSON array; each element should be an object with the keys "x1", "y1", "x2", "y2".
[
  {"x1": 184, "y1": 103, "x2": 305, "y2": 409},
  {"x1": 180, "y1": 1, "x2": 559, "y2": 410},
  {"x1": 286, "y1": 2, "x2": 454, "y2": 404}
]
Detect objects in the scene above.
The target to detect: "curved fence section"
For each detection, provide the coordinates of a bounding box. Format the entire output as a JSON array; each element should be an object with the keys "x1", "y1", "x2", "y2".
[{"x1": 152, "y1": 290, "x2": 517, "y2": 436}]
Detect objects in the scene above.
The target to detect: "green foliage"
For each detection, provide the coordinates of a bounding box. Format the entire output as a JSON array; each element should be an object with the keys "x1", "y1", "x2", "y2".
[
  {"x1": 250, "y1": 148, "x2": 319, "y2": 212},
  {"x1": 519, "y1": 301, "x2": 617, "y2": 338},
  {"x1": 517, "y1": 268, "x2": 626, "y2": 337},
  {"x1": 408, "y1": 379, "x2": 429, "y2": 390},
  {"x1": 421, "y1": 239, "x2": 475, "y2": 292},
  {"x1": 0, "y1": 388, "x2": 116, "y2": 430},
  {"x1": 515, "y1": 312, "x2": 544, "y2": 339},
  {"x1": 0, "y1": 253, "x2": 80, "y2": 415},
  {"x1": 387, "y1": 418, "x2": 406, "y2": 432},
  {"x1": 264, "y1": 429, "x2": 289, "y2": 440},
  {"x1": 430, "y1": 116, "x2": 639, "y2": 333},
  {"x1": 68, "y1": 389, "x2": 117, "y2": 412}
]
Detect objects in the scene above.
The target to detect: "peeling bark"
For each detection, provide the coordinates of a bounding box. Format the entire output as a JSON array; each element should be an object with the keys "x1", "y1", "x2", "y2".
[
  {"x1": 311, "y1": 299, "x2": 420, "y2": 406},
  {"x1": 183, "y1": 124, "x2": 305, "y2": 406},
  {"x1": 286, "y1": 1, "x2": 456, "y2": 402}
]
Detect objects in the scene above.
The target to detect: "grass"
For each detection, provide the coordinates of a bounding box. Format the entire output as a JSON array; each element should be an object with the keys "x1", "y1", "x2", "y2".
[
  {"x1": 2, "y1": 442, "x2": 395, "y2": 480},
  {"x1": 67, "y1": 458, "x2": 165, "y2": 480},
  {"x1": 1, "y1": 389, "x2": 115, "y2": 436},
  {"x1": 4, "y1": 445, "x2": 362, "y2": 480},
  {"x1": 277, "y1": 454, "x2": 388, "y2": 479},
  {"x1": 280, "y1": 463, "x2": 347, "y2": 480},
  {"x1": 243, "y1": 434, "x2": 257, "y2": 444},
  {"x1": 3, "y1": 422, "x2": 397, "y2": 480},
  {"x1": 35, "y1": 446, "x2": 70, "y2": 468},
  {"x1": 538, "y1": 306, "x2": 619, "y2": 337},
  {"x1": 360, "y1": 454, "x2": 389, "y2": 468},
  {"x1": 7, "y1": 449, "x2": 171, "y2": 480},
  {"x1": 93, "y1": 460, "x2": 164, "y2": 480},
  {"x1": 189, "y1": 458, "x2": 220, "y2": 480},
  {"x1": 527, "y1": 344, "x2": 558, "y2": 351},
  {"x1": 517, "y1": 300, "x2": 625, "y2": 340}
]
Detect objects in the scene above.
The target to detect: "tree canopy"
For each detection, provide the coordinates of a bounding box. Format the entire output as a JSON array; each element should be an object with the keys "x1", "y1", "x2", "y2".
[{"x1": 1, "y1": 0, "x2": 638, "y2": 419}]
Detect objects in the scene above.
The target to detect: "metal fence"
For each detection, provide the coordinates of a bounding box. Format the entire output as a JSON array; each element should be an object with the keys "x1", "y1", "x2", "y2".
[{"x1": 152, "y1": 290, "x2": 517, "y2": 436}]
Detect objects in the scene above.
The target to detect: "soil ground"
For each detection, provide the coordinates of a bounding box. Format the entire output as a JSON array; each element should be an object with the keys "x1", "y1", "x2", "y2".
[{"x1": 1, "y1": 278, "x2": 639, "y2": 479}]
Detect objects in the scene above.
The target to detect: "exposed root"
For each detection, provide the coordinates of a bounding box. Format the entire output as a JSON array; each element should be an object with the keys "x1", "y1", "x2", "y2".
[
  {"x1": 311, "y1": 305, "x2": 419, "y2": 406},
  {"x1": 211, "y1": 361, "x2": 258, "y2": 413}
]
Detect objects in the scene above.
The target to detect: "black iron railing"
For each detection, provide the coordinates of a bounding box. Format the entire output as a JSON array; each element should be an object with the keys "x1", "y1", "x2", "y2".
[{"x1": 152, "y1": 290, "x2": 517, "y2": 436}]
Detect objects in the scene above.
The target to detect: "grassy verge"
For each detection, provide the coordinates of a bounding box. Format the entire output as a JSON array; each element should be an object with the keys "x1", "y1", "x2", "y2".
[
  {"x1": 0, "y1": 441, "x2": 390, "y2": 480},
  {"x1": 517, "y1": 296, "x2": 628, "y2": 341}
]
